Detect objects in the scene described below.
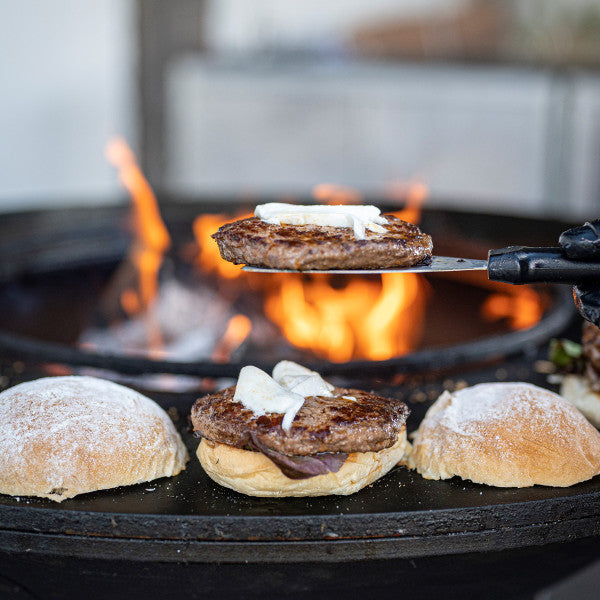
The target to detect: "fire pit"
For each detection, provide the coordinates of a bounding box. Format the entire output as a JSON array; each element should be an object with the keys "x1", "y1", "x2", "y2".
[
  {"x1": 0, "y1": 198, "x2": 597, "y2": 599},
  {"x1": 0, "y1": 198, "x2": 573, "y2": 384}
]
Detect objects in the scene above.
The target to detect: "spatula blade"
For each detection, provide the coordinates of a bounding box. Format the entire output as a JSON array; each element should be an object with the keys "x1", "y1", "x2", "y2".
[{"x1": 242, "y1": 256, "x2": 488, "y2": 275}]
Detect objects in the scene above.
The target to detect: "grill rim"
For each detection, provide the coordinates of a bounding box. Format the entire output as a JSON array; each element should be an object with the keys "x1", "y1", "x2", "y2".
[
  {"x1": 1, "y1": 489, "x2": 600, "y2": 562},
  {"x1": 0, "y1": 285, "x2": 575, "y2": 379}
]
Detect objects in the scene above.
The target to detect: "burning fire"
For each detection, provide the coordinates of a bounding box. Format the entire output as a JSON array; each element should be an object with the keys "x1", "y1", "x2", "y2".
[
  {"x1": 106, "y1": 138, "x2": 170, "y2": 314},
  {"x1": 107, "y1": 138, "x2": 255, "y2": 362},
  {"x1": 193, "y1": 212, "x2": 252, "y2": 280},
  {"x1": 212, "y1": 314, "x2": 252, "y2": 363},
  {"x1": 106, "y1": 138, "x2": 173, "y2": 352},
  {"x1": 263, "y1": 271, "x2": 425, "y2": 362},
  {"x1": 312, "y1": 183, "x2": 363, "y2": 205},
  {"x1": 108, "y1": 142, "x2": 543, "y2": 365},
  {"x1": 387, "y1": 181, "x2": 429, "y2": 224},
  {"x1": 192, "y1": 188, "x2": 429, "y2": 362}
]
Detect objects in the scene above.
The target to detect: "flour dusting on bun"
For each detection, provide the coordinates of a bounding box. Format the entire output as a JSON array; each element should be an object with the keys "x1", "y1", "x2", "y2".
[
  {"x1": 0, "y1": 376, "x2": 188, "y2": 502},
  {"x1": 407, "y1": 382, "x2": 600, "y2": 488}
]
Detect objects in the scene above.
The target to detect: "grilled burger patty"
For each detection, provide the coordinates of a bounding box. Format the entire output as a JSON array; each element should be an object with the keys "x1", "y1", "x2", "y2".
[
  {"x1": 212, "y1": 214, "x2": 433, "y2": 270},
  {"x1": 191, "y1": 386, "x2": 409, "y2": 456}
]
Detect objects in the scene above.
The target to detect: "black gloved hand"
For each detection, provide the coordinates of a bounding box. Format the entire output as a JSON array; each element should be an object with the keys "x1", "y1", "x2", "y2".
[{"x1": 559, "y1": 220, "x2": 600, "y2": 327}]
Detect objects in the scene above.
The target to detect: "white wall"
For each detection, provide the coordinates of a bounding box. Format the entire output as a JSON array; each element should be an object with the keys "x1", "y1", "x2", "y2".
[
  {"x1": 166, "y1": 57, "x2": 600, "y2": 218},
  {"x1": 1, "y1": 1, "x2": 599, "y2": 220},
  {"x1": 0, "y1": 0, "x2": 136, "y2": 212},
  {"x1": 202, "y1": 0, "x2": 463, "y2": 54}
]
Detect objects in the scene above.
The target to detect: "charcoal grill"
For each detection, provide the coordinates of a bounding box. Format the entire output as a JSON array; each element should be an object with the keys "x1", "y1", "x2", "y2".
[{"x1": 0, "y1": 200, "x2": 598, "y2": 599}]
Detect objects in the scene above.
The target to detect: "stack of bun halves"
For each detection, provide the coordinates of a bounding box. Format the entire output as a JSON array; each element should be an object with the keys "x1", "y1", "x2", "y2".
[{"x1": 1, "y1": 204, "x2": 600, "y2": 502}]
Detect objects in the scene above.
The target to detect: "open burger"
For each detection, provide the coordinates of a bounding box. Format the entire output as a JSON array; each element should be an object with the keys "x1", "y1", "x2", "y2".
[{"x1": 190, "y1": 361, "x2": 410, "y2": 496}]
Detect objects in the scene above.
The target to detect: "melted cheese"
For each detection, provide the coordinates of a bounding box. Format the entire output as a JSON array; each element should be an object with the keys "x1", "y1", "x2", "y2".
[
  {"x1": 272, "y1": 360, "x2": 334, "y2": 398},
  {"x1": 233, "y1": 366, "x2": 305, "y2": 431},
  {"x1": 254, "y1": 203, "x2": 388, "y2": 240},
  {"x1": 233, "y1": 361, "x2": 336, "y2": 431}
]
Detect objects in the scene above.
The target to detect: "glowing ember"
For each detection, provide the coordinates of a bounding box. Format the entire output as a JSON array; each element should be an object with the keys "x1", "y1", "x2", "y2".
[{"x1": 481, "y1": 287, "x2": 545, "y2": 330}]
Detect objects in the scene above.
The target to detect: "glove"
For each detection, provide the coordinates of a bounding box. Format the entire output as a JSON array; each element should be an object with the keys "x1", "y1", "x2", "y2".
[{"x1": 559, "y1": 220, "x2": 600, "y2": 327}]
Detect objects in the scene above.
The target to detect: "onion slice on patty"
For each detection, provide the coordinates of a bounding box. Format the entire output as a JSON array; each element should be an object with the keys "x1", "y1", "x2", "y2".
[{"x1": 249, "y1": 433, "x2": 348, "y2": 480}]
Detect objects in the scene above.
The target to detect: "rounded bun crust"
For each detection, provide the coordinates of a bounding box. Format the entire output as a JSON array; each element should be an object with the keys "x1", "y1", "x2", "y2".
[
  {"x1": 407, "y1": 382, "x2": 600, "y2": 488},
  {"x1": 560, "y1": 374, "x2": 600, "y2": 429},
  {"x1": 197, "y1": 427, "x2": 409, "y2": 497},
  {"x1": 0, "y1": 376, "x2": 189, "y2": 501}
]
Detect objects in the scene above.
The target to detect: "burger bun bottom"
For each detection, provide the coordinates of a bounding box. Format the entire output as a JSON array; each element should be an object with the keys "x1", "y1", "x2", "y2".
[{"x1": 197, "y1": 427, "x2": 409, "y2": 497}]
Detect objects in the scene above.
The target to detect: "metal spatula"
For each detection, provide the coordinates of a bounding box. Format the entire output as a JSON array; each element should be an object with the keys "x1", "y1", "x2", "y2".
[{"x1": 243, "y1": 246, "x2": 600, "y2": 285}]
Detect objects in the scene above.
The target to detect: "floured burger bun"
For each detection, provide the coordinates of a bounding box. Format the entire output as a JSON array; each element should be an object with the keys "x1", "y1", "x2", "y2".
[
  {"x1": 0, "y1": 376, "x2": 189, "y2": 502},
  {"x1": 560, "y1": 321, "x2": 600, "y2": 428},
  {"x1": 191, "y1": 361, "x2": 410, "y2": 496},
  {"x1": 407, "y1": 382, "x2": 600, "y2": 488}
]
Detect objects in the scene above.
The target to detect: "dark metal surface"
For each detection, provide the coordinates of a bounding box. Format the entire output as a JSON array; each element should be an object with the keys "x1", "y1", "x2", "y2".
[
  {"x1": 2, "y1": 468, "x2": 600, "y2": 564},
  {"x1": 0, "y1": 359, "x2": 597, "y2": 564},
  {"x1": 3, "y1": 539, "x2": 600, "y2": 600}
]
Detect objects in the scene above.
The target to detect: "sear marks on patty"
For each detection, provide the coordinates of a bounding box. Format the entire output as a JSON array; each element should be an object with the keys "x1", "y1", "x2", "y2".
[
  {"x1": 191, "y1": 386, "x2": 409, "y2": 456},
  {"x1": 212, "y1": 214, "x2": 433, "y2": 270}
]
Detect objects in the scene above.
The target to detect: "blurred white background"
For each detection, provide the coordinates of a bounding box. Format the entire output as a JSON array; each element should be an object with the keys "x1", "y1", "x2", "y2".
[
  {"x1": 0, "y1": 1, "x2": 135, "y2": 212},
  {"x1": 1, "y1": 0, "x2": 600, "y2": 218}
]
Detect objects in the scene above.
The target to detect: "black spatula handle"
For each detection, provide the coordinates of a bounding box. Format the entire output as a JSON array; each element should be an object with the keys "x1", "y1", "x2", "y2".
[{"x1": 487, "y1": 246, "x2": 600, "y2": 285}]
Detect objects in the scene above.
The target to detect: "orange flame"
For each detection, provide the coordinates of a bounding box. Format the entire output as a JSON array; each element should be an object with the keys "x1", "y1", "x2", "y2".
[
  {"x1": 106, "y1": 141, "x2": 435, "y2": 362},
  {"x1": 103, "y1": 141, "x2": 546, "y2": 361},
  {"x1": 449, "y1": 267, "x2": 546, "y2": 331},
  {"x1": 312, "y1": 184, "x2": 363, "y2": 205},
  {"x1": 106, "y1": 138, "x2": 171, "y2": 351},
  {"x1": 390, "y1": 182, "x2": 428, "y2": 224},
  {"x1": 106, "y1": 138, "x2": 170, "y2": 313},
  {"x1": 193, "y1": 212, "x2": 252, "y2": 280},
  {"x1": 263, "y1": 272, "x2": 426, "y2": 362}
]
